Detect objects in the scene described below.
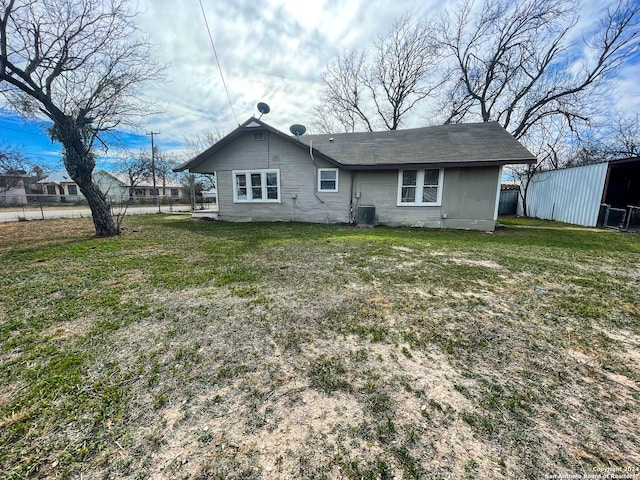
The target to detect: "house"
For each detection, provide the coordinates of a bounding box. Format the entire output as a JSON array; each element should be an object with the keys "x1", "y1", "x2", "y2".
[
  {"x1": 520, "y1": 157, "x2": 640, "y2": 228},
  {"x1": 38, "y1": 170, "x2": 184, "y2": 204},
  {"x1": 174, "y1": 117, "x2": 537, "y2": 231},
  {"x1": 0, "y1": 171, "x2": 29, "y2": 205},
  {"x1": 93, "y1": 170, "x2": 185, "y2": 202},
  {"x1": 37, "y1": 171, "x2": 84, "y2": 202}
]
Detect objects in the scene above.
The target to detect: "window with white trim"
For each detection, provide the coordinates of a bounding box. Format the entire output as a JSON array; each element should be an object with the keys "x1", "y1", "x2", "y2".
[
  {"x1": 397, "y1": 169, "x2": 443, "y2": 206},
  {"x1": 233, "y1": 169, "x2": 280, "y2": 203},
  {"x1": 318, "y1": 168, "x2": 338, "y2": 192}
]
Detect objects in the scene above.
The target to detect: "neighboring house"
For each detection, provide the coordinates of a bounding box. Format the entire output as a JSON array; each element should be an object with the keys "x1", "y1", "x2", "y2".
[
  {"x1": 94, "y1": 170, "x2": 184, "y2": 202},
  {"x1": 520, "y1": 157, "x2": 640, "y2": 227},
  {"x1": 37, "y1": 171, "x2": 83, "y2": 202},
  {"x1": 0, "y1": 171, "x2": 29, "y2": 205},
  {"x1": 174, "y1": 117, "x2": 537, "y2": 231}
]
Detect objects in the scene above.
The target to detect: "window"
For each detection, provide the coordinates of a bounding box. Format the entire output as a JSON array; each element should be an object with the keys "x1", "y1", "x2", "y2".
[
  {"x1": 67, "y1": 185, "x2": 78, "y2": 195},
  {"x1": 397, "y1": 169, "x2": 442, "y2": 206},
  {"x1": 46, "y1": 185, "x2": 56, "y2": 195},
  {"x1": 233, "y1": 169, "x2": 280, "y2": 203},
  {"x1": 171, "y1": 188, "x2": 179, "y2": 197},
  {"x1": 318, "y1": 168, "x2": 338, "y2": 192}
]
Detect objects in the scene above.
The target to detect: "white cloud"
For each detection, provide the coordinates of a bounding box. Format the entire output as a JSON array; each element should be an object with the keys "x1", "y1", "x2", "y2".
[
  {"x1": 134, "y1": 0, "x2": 444, "y2": 145},
  {"x1": 102, "y1": 0, "x2": 640, "y2": 159}
]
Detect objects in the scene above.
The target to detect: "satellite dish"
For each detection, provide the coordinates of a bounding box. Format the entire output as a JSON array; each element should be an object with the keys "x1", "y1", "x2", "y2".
[
  {"x1": 257, "y1": 102, "x2": 270, "y2": 119},
  {"x1": 289, "y1": 124, "x2": 306, "y2": 137}
]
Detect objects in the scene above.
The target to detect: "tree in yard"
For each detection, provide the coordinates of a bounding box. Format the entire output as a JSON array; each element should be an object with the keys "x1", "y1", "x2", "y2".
[
  {"x1": 118, "y1": 151, "x2": 153, "y2": 195},
  {"x1": 435, "y1": 0, "x2": 640, "y2": 214},
  {"x1": 0, "y1": 144, "x2": 28, "y2": 196},
  {"x1": 314, "y1": 14, "x2": 444, "y2": 133},
  {"x1": 567, "y1": 112, "x2": 640, "y2": 165},
  {"x1": 0, "y1": 0, "x2": 161, "y2": 236},
  {"x1": 0, "y1": 144, "x2": 28, "y2": 174}
]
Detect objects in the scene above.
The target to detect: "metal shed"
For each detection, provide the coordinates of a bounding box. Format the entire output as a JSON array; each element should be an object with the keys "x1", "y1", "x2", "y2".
[{"x1": 519, "y1": 157, "x2": 640, "y2": 227}]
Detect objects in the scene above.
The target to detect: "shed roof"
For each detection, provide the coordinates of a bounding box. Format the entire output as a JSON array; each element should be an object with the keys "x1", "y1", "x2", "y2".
[{"x1": 174, "y1": 117, "x2": 537, "y2": 172}]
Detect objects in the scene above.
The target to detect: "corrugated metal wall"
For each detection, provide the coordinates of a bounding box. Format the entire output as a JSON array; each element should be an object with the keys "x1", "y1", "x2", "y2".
[{"x1": 519, "y1": 162, "x2": 609, "y2": 226}]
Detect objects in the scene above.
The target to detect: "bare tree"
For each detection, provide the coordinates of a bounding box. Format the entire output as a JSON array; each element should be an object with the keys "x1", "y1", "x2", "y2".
[
  {"x1": 0, "y1": 144, "x2": 28, "y2": 173},
  {"x1": 117, "y1": 150, "x2": 152, "y2": 192},
  {"x1": 181, "y1": 131, "x2": 221, "y2": 208},
  {"x1": 606, "y1": 113, "x2": 640, "y2": 158},
  {"x1": 436, "y1": 0, "x2": 640, "y2": 215},
  {"x1": 0, "y1": 145, "x2": 28, "y2": 197},
  {"x1": 314, "y1": 15, "x2": 443, "y2": 132},
  {"x1": 0, "y1": 0, "x2": 161, "y2": 236},
  {"x1": 437, "y1": 0, "x2": 640, "y2": 142}
]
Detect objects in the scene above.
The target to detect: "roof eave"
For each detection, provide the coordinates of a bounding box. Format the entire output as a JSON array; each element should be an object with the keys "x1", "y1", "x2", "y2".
[{"x1": 342, "y1": 158, "x2": 537, "y2": 170}]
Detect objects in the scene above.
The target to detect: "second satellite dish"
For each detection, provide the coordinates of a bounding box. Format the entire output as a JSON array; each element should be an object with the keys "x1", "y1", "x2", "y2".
[
  {"x1": 290, "y1": 124, "x2": 306, "y2": 137},
  {"x1": 257, "y1": 102, "x2": 270, "y2": 118}
]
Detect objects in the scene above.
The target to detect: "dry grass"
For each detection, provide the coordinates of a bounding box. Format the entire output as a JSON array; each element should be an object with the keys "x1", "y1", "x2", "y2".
[{"x1": 1, "y1": 216, "x2": 639, "y2": 479}]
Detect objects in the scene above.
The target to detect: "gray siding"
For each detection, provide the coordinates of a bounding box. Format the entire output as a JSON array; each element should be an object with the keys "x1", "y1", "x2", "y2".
[
  {"x1": 353, "y1": 171, "x2": 443, "y2": 228},
  {"x1": 192, "y1": 131, "x2": 351, "y2": 223},
  {"x1": 191, "y1": 131, "x2": 500, "y2": 231},
  {"x1": 352, "y1": 166, "x2": 500, "y2": 231},
  {"x1": 441, "y1": 167, "x2": 500, "y2": 231}
]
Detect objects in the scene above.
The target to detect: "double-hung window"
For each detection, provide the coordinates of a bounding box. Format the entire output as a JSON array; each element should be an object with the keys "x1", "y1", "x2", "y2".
[
  {"x1": 233, "y1": 169, "x2": 280, "y2": 203},
  {"x1": 318, "y1": 168, "x2": 339, "y2": 192},
  {"x1": 397, "y1": 169, "x2": 443, "y2": 206}
]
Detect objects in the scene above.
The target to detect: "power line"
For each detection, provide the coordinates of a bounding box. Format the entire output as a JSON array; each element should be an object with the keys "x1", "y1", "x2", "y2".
[{"x1": 198, "y1": 0, "x2": 239, "y2": 126}]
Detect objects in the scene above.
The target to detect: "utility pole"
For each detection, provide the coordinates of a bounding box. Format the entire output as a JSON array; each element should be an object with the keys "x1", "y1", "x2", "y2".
[{"x1": 147, "y1": 131, "x2": 161, "y2": 213}]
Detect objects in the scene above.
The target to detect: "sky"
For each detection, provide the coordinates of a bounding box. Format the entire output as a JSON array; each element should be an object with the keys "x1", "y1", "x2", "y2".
[{"x1": 0, "y1": 0, "x2": 638, "y2": 173}]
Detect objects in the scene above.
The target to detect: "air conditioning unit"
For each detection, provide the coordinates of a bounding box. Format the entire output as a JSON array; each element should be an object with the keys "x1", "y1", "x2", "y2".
[{"x1": 357, "y1": 206, "x2": 376, "y2": 227}]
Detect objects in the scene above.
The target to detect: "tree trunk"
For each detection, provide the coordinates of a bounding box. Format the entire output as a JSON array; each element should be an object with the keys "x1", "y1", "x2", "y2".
[
  {"x1": 56, "y1": 118, "x2": 118, "y2": 237},
  {"x1": 77, "y1": 180, "x2": 118, "y2": 237},
  {"x1": 520, "y1": 175, "x2": 530, "y2": 217}
]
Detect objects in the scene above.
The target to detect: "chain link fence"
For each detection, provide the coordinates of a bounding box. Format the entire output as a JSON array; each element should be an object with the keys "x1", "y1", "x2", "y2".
[{"x1": 0, "y1": 193, "x2": 193, "y2": 222}]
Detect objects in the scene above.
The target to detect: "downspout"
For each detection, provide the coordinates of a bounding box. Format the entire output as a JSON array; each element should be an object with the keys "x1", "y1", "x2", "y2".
[
  {"x1": 349, "y1": 171, "x2": 354, "y2": 224},
  {"x1": 309, "y1": 141, "x2": 325, "y2": 204}
]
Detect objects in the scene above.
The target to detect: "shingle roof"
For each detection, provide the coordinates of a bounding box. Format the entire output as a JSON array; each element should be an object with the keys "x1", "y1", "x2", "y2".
[
  {"x1": 174, "y1": 117, "x2": 536, "y2": 172},
  {"x1": 300, "y1": 122, "x2": 537, "y2": 169}
]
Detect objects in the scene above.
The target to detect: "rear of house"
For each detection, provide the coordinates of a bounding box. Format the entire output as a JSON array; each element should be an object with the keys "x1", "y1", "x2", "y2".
[{"x1": 175, "y1": 118, "x2": 536, "y2": 231}]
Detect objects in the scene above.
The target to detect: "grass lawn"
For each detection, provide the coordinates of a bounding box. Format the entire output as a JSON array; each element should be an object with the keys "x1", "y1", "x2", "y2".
[{"x1": 1, "y1": 216, "x2": 639, "y2": 479}]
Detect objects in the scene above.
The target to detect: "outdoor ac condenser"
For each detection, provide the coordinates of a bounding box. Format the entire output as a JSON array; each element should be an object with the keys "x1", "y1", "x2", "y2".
[{"x1": 357, "y1": 206, "x2": 376, "y2": 227}]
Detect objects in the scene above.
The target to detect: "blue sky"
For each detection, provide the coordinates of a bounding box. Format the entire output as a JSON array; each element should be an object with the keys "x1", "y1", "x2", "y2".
[{"x1": 1, "y1": 0, "x2": 638, "y2": 173}]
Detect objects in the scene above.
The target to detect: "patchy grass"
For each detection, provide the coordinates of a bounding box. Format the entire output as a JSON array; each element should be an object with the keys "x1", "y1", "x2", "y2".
[
  {"x1": 498, "y1": 215, "x2": 584, "y2": 228},
  {"x1": 1, "y1": 216, "x2": 639, "y2": 479}
]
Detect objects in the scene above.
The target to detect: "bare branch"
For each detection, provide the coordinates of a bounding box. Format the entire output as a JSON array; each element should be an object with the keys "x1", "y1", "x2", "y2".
[
  {"x1": 0, "y1": 0, "x2": 163, "y2": 236},
  {"x1": 314, "y1": 14, "x2": 443, "y2": 132}
]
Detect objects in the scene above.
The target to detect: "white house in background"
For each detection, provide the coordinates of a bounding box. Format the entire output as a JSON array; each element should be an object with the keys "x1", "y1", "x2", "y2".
[
  {"x1": 37, "y1": 171, "x2": 83, "y2": 202},
  {"x1": 93, "y1": 170, "x2": 184, "y2": 201},
  {"x1": 37, "y1": 170, "x2": 185, "y2": 203}
]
